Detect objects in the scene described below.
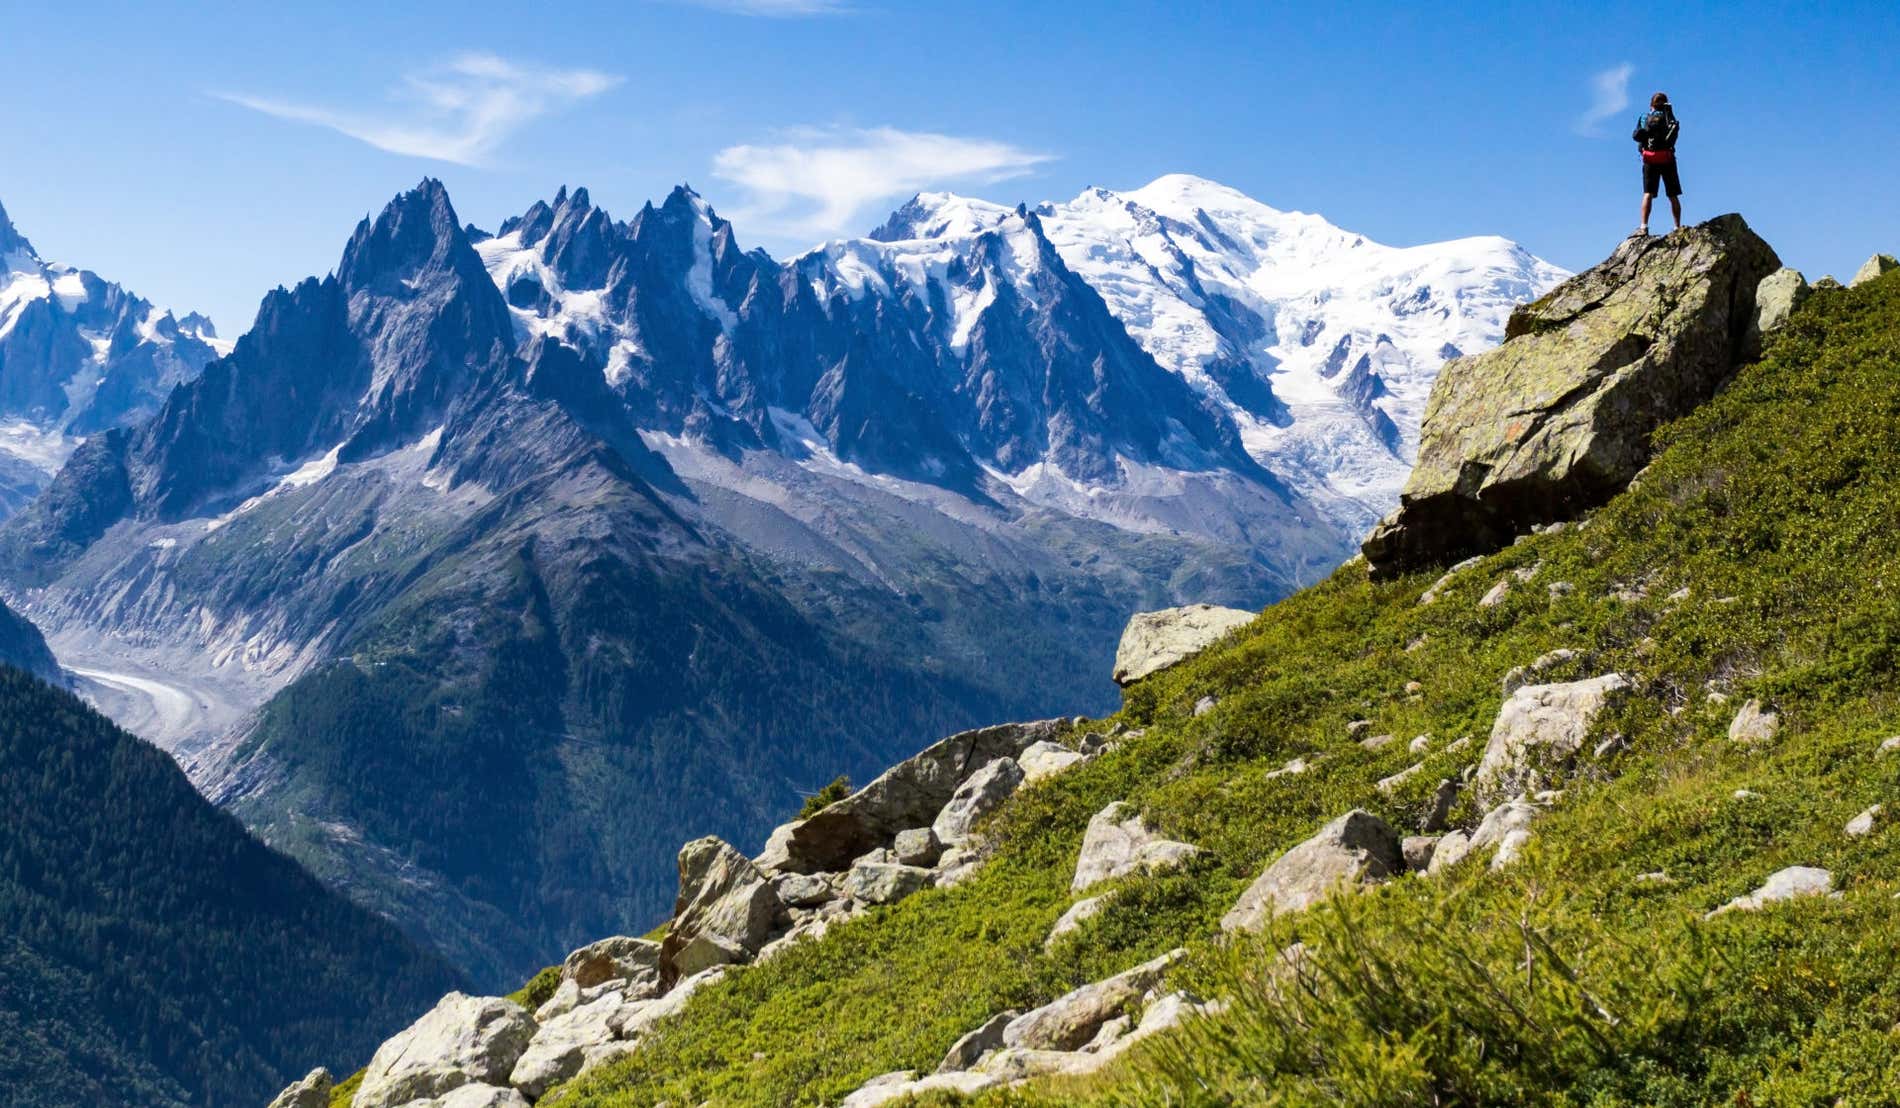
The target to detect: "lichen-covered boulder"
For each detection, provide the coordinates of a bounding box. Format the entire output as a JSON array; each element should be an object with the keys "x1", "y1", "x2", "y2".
[
  {"x1": 1112, "y1": 604, "x2": 1255, "y2": 685},
  {"x1": 508, "y1": 990, "x2": 634, "y2": 1099},
  {"x1": 352, "y1": 992, "x2": 536, "y2": 1108},
  {"x1": 1473, "y1": 673, "x2": 1630, "y2": 804},
  {"x1": 757, "y1": 719, "x2": 1060, "y2": 874},
  {"x1": 931, "y1": 757, "x2": 1025, "y2": 844},
  {"x1": 845, "y1": 861, "x2": 932, "y2": 906},
  {"x1": 1221, "y1": 810, "x2": 1403, "y2": 931},
  {"x1": 1364, "y1": 215, "x2": 1780, "y2": 576},
  {"x1": 660, "y1": 837, "x2": 784, "y2": 984}
]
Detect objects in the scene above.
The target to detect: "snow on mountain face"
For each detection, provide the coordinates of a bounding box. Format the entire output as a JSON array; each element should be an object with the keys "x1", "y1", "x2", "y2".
[
  {"x1": 0, "y1": 198, "x2": 226, "y2": 515},
  {"x1": 906, "y1": 174, "x2": 1571, "y2": 534}
]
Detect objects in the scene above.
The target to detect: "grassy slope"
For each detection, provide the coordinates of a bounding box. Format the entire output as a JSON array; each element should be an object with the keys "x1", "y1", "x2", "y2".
[{"x1": 535, "y1": 270, "x2": 1900, "y2": 1105}]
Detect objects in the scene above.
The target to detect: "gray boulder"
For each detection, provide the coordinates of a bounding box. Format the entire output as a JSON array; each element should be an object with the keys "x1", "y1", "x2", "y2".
[
  {"x1": 1019, "y1": 740, "x2": 1087, "y2": 784},
  {"x1": 1751, "y1": 267, "x2": 1810, "y2": 342},
  {"x1": 1845, "y1": 804, "x2": 1884, "y2": 838},
  {"x1": 892, "y1": 826, "x2": 942, "y2": 866},
  {"x1": 508, "y1": 990, "x2": 632, "y2": 1099},
  {"x1": 660, "y1": 837, "x2": 784, "y2": 985},
  {"x1": 845, "y1": 861, "x2": 932, "y2": 906},
  {"x1": 840, "y1": 1070, "x2": 1001, "y2": 1107},
  {"x1": 266, "y1": 1067, "x2": 331, "y2": 1108},
  {"x1": 1401, "y1": 835, "x2": 1440, "y2": 871},
  {"x1": 931, "y1": 757, "x2": 1025, "y2": 845},
  {"x1": 757, "y1": 719, "x2": 1060, "y2": 873},
  {"x1": 1364, "y1": 215, "x2": 1780, "y2": 575},
  {"x1": 1112, "y1": 604, "x2": 1254, "y2": 685},
  {"x1": 352, "y1": 992, "x2": 536, "y2": 1108},
  {"x1": 1473, "y1": 673, "x2": 1630, "y2": 803},
  {"x1": 1221, "y1": 810, "x2": 1403, "y2": 932},
  {"x1": 1728, "y1": 699, "x2": 1780, "y2": 744},
  {"x1": 427, "y1": 1087, "x2": 532, "y2": 1108},
  {"x1": 1849, "y1": 252, "x2": 1898, "y2": 287},
  {"x1": 935, "y1": 1010, "x2": 1018, "y2": 1073},
  {"x1": 1071, "y1": 802, "x2": 1200, "y2": 892},
  {"x1": 561, "y1": 935, "x2": 662, "y2": 994},
  {"x1": 1044, "y1": 894, "x2": 1109, "y2": 950},
  {"x1": 770, "y1": 871, "x2": 835, "y2": 908},
  {"x1": 1002, "y1": 949, "x2": 1183, "y2": 1052},
  {"x1": 1708, "y1": 865, "x2": 1835, "y2": 917}
]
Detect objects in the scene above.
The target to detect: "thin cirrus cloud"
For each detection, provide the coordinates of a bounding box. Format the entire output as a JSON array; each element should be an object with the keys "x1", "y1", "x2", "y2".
[
  {"x1": 214, "y1": 53, "x2": 620, "y2": 167},
  {"x1": 1575, "y1": 62, "x2": 1635, "y2": 136},
  {"x1": 712, "y1": 126, "x2": 1054, "y2": 240}
]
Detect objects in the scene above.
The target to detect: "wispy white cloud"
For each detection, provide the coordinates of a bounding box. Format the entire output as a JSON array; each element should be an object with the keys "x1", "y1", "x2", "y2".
[
  {"x1": 712, "y1": 126, "x2": 1053, "y2": 239},
  {"x1": 1575, "y1": 62, "x2": 1634, "y2": 136},
  {"x1": 215, "y1": 53, "x2": 620, "y2": 167},
  {"x1": 668, "y1": 0, "x2": 855, "y2": 14}
]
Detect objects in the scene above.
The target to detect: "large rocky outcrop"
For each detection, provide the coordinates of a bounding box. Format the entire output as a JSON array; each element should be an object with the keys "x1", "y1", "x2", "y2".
[
  {"x1": 756, "y1": 719, "x2": 1060, "y2": 874},
  {"x1": 1364, "y1": 216, "x2": 1780, "y2": 576},
  {"x1": 1113, "y1": 604, "x2": 1256, "y2": 685},
  {"x1": 661, "y1": 838, "x2": 785, "y2": 985}
]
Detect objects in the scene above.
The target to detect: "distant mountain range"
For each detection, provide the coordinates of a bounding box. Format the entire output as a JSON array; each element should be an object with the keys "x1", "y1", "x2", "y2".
[
  {"x1": 0, "y1": 200, "x2": 226, "y2": 516},
  {"x1": 0, "y1": 177, "x2": 1561, "y2": 987}
]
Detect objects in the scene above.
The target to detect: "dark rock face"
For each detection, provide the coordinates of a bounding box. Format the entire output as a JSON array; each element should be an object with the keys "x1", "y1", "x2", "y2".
[{"x1": 1363, "y1": 215, "x2": 1780, "y2": 576}]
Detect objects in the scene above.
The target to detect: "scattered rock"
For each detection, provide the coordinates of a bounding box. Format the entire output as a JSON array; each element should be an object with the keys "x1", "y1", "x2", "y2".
[
  {"x1": 1473, "y1": 674, "x2": 1631, "y2": 804},
  {"x1": 1018, "y1": 741, "x2": 1087, "y2": 784},
  {"x1": 1501, "y1": 649, "x2": 1580, "y2": 695},
  {"x1": 1401, "y1": 835, "x2": 1440, "y2": 871},
  {"x1": 932, "y1": 757, "x2": 1025, "y2": 845},
  {"x1": 1419, "y1": 556, "x2": 1484, "y2": 604},
  {"x1": 1420, "y1": 778, "x2": 1459, "y2": 833},
  {"x1": 1345, "y1": 719, "x2": 1373, "y2": 738},
  {"x1": 1751, "y1": 267, "x2": 1811, "y2": 341},
  {"x1": 1728, "y1": 699, "x2": 1781, "y2": 744},
  {"x1": 845, "y1": 862, "x2": 933, "y2": 907},
  {"x1": 1377, "y1": 763, "x2": 1424, "y2": 794},
  {"x1": 1733, "y1": 789, "x2": 1761, "y2": 800},
  {"x1": 1548, "y1": 581, "x2": 1575, "y2": 599},
  {"x1": 840, "y1": 1070, "x2": 1001, "y2": 1107},
  {"x1": 611, "y1": 966, "x2": 728, "y2": 1040},
  {"x1": 1363, "y1": 215, "x2": 1781, "y2": 576},
  {"x1": 353, "y1": 993, "x2": 536, "y2": 1108},
  {"x1": 661, "y1": 837, "x2": 785, "y2": 984},
  {"x1": 1359, "y1": 733, "x2": 1397, "y2": 752},
  {"x1": 266, "y1": 1067, "x2": 331, "y2": 1108},
  {"x1": 1470, "y1": 796, "x2": 1543, "y2": 871},
  {"x1": 892, "y1": 827, "x2": 943, "y2": 867},
  {"x1": 1426, "y1": 830, "x2": 1471, "y2": 874},
  {"x1": 1044, "y1": 895, "x2": 1109, "y2": 950},
  {"x1": 1478, "y1": 578, "x2": 1512, "y2": 608},
  {"x1": 1635, "y1": 870, "x2": 1672, "y2": 885},
  {"x1": 1194, "y1": 695, "x2": 1219, "y2": 717},
  {"x1": 1845, "y1": 804, "x2": 1884, "y2": 838},
  {"x1": 427, "y1": 1086, "x2": 531, "y2": 1108},
  {"x1": 759, "y1": 719, "x2": 1060, "y2": 873},
  {"x1": 1002, "y1": 949, "x2": 1183, "y2": 1051},
  {"x1": 1880, "y1": 736, "x2": 1900, "y2": 756},
  {"x1": 770, "y1": 872, "x2": 835, "y2": 909},
  {"x1": 1072, "y1": 802, "x2": 1201, "y2": 892},
  {"x1": 1708, "y1": 866, "x2": 1835, "y2": 917},
  {"x1": 1849, "y1": 252, "x2": 1898, "y2": 287},
  {"x1": 1265, "y1": 756, "x2": 1312, "y2": 780},
  {"x1": 935, "y1": 1010, "x2": 1017, "y2": 1073},
  {"x1": 1113, "y1": 604, "x2": 1255, "y2": 685},
  {"x1": 562, "y1": 935, "x2": 662, "y2": 994},
  {"x1": 509, "y1": 991, "x2": 634, "y2": 1099},
  {"x1": 1408, "y1": 734, "x2": 1432, "y2": 754},
  {"x1": 1222, "y1": 810, "x2": 1403, "y2": 931}
]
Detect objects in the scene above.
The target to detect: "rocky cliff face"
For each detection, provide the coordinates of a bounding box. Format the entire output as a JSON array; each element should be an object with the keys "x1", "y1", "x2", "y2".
[{"x1": 1363, "y1": 216, "x2": 1780, "y2": 575}]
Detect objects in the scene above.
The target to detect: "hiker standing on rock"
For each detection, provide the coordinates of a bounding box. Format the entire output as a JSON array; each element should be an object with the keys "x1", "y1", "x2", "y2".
[{"x1": 1634, "y1": 92, "x2": 1682, "y2": 236}]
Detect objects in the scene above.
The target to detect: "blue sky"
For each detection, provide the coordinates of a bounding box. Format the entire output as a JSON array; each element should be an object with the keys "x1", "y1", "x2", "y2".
[{"x1": 4, "y1": 0, "x2": 1896, "y2": 334}]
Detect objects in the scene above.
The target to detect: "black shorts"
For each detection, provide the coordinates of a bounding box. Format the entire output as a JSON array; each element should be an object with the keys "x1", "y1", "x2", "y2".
[{"x1": 1643, "y1": 160, "x2": 1683, "y2": 198}]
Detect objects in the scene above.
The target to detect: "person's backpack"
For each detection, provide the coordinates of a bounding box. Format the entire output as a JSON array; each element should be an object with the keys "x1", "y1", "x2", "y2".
[{"x1": 1637, "y1": 108, "x2": 1680, "y2": 157}]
